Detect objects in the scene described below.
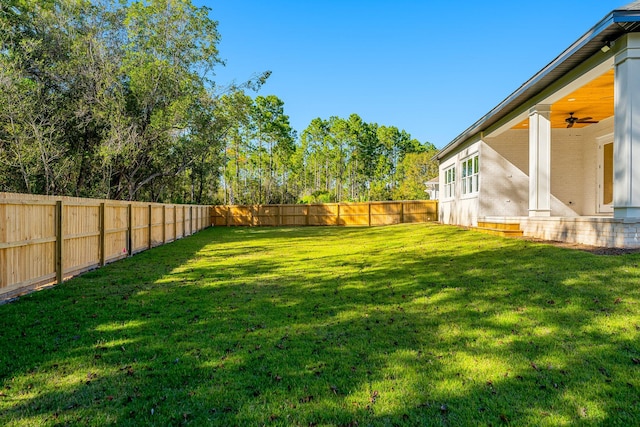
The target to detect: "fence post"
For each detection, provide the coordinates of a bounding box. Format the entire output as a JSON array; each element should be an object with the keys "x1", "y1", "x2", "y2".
[
  {"x1": 0, "y1": 202, "x2": 6, "y2": 289},
  {"x1": 337, "y1": 203, "x2": 341, "y2": 226},
  {"x1": 127, "y1": 203, "x2": 133, "y2": 256},
  {"x1": 368, "y1": 202, "x2": 372, "y2": 227},
  {"x1": 305, "y1": 205, "x2": 310, "y2": 226},
  {"x1": 148, "y1": 204, "x2": 152, "y2": 249},
  {"x1": 182, "y1": 206, "x2": 186, "y2": 236},
  {"x1": 162, "y1": 205, "x2": 166, "y2": 243},
  {"x1": 190, "y1": 206, "x2": 193, "y2": 234},
  {"x1": 99, "y1": 202, "x2": 106, "y2": 267},
  {"x1": 400, "y1": 201, "x2": 405, "y2": 224},
  {"x1": 251, "y1": 205, "x2": 256, "y2": 227},
  {"x1": 173, "y1": 206, "x2": 177, "y2": 240},
  {"x1": 55, "y1": 201, "x2": 64, "y2": 284}
]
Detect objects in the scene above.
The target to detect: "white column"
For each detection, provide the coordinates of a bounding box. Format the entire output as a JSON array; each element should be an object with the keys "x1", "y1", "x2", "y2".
[
  {"x1": 529, "y1": 104, "x2": 552, "y2": 217},
  {"x1": 614, "y1": 33, "x2": 640, "y2": 218}
]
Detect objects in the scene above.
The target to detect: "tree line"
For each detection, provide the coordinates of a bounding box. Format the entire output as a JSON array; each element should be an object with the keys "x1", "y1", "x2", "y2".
[{"x1": 0, "y1": 0, "x2": 438, "y2": 204}]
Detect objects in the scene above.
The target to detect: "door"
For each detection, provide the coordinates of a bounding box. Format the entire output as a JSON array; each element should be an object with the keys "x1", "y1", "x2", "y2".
[{"x1": 598, "y1": 140, "x2": 614, "y2": 214}]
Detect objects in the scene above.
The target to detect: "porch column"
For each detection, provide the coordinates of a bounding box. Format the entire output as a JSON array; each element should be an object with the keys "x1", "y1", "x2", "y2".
[
  {"x1": 614, "y1": 33, "x2": 640, "y2": 218},
  {"x1": 528, "y1": 104, "x2": 552, "y2": 217}
]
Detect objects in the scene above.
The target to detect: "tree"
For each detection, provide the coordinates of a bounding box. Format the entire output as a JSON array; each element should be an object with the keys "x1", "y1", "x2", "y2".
[
  {"x1": 0, "y1": 0, "x2": 234, "y2": 202},
  {"x1": 297, "y1": 114, "x2": 433, "y2": 202},
  {"x1": 393, "y1": 146, "x2": 439, "y2": 200},
  {"x1": 112, "y1": 0, "x2": 222, "y2": 200},
  {"x1": 251, "y1": 95, "x2": 296, "y2": 203},
  {"x1": 218, "y1": 90, "x2": 253, "y2": 204}
]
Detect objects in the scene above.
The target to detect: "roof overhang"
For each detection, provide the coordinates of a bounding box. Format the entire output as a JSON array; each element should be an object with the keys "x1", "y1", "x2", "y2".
[{"x1": 435, "y1": 2, "x2": 640, "y2": 161}]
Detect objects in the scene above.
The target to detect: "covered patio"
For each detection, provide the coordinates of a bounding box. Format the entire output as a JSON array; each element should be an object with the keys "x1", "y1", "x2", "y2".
[{"x1": 436, "y1": 3, "x2": 640, "y2": 247}]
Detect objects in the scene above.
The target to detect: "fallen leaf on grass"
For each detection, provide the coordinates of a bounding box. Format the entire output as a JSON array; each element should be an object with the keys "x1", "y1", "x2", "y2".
[{"x1": 632, "y1": 357, "x2": 640, "y2": 365}]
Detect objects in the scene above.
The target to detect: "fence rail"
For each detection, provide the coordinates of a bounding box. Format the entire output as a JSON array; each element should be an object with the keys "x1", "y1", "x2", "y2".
[
  {"x1": 211, "y1": 200, "x2": 438, "y2": 227},
  {"x1": 0, "y1": 192, "x2": 210, "y2": 300}
]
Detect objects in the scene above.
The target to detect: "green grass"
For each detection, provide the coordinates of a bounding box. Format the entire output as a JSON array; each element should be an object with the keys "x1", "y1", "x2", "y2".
[{"x1": 1, "y1": 223, "x2": 640, "y2": 426}]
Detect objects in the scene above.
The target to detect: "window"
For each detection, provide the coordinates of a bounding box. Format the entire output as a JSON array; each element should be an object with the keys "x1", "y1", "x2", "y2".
[
  {"x1": 461, "y1": 155, "x2": 479, "y2": 195},
  {"x1": 444, "y1": 165, "x2": 455, "y2": 198}
]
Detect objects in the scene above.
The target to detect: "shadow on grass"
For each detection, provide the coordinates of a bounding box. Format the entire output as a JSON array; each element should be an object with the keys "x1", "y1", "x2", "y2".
[{"x1": 1, "y1": 224, "x2": 640, "y2": 426}]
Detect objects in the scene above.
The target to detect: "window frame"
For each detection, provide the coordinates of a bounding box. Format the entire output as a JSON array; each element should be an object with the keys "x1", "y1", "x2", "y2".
[
  {"x1": 461, "y1": 154, "x2": 479, "y2": 197},
  {"x1": 443, "y1": 165, "x2": 456, "y2": 199}
]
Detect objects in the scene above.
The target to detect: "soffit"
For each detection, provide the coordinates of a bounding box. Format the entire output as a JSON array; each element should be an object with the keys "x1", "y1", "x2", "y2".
[{"x1": 513, "y1": 69, "x2": 614, "y2": 129}]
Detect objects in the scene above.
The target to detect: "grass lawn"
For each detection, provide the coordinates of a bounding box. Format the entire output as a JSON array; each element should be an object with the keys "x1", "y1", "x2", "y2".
[{"x1": 1, "y1": 223, "x2": 640, "y2": 426}]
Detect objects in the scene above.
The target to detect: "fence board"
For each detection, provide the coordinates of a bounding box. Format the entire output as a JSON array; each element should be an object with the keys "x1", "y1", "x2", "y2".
[
  {"x1": 211, "y1": 201, "x2": 438, "y2": 227},
  {"x1": 0, "y1": 192, "x2": 211, "y2": 300}
]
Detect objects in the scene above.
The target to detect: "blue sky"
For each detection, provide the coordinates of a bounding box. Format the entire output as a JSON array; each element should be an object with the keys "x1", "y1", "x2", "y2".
[{"x1": 196, "y1": 1, "x2": 623, "y2": 148}]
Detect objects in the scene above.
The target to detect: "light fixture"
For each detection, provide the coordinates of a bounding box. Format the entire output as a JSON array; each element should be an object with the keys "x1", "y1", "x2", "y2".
[{"x1": 601, "y1": 41, "x2": 614, "y2": 53}]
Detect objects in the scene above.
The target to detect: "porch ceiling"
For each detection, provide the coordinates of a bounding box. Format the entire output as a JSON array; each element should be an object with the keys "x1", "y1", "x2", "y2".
[{"x1": 513, "y1": 69, "x2": 614, "y2": 129}]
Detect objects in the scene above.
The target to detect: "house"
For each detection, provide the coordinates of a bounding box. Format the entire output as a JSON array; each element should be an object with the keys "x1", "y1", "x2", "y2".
[
  {"x1": 425, "y1": 177, "x2": 439, "y2": 200},
  {"x1": 435, "y1": 1, "x2": 640, "y2": 248}
]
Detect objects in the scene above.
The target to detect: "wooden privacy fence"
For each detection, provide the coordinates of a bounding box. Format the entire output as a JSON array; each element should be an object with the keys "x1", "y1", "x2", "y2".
[
  {"x1": 0, "y1": 192, "x2": 210, "y2": 300},
  {"x1": 211, "y1": 200, "x2": 438, "y2": 227}
]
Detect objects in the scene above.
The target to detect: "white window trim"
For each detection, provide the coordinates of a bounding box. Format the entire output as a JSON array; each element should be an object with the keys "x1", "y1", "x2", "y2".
[
  {"x1": 443, "y1": 165, "x2": 456, "y2": 200},
  {"x1": 460, "y1": 154, "x2": 479, "y2": 198}
]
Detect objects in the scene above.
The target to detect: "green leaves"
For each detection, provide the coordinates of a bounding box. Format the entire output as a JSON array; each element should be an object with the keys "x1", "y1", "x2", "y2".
[
  {"x1": 0, "y1": 0, "x2": 224, "y2": 201},
  {"x1": 297, "y1": 114, "x2": 435, "y2": 202}
]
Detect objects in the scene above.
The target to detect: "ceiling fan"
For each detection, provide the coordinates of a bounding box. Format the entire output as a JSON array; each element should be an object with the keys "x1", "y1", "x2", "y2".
[{"x1": 565, "y1": 112, "x2": 599, "y2": 128}]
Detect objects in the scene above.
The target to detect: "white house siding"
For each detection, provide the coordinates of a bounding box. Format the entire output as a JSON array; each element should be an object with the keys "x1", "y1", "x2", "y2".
[
  {"x1": 548, "y1": 129, "x2": 584, "y2": 216},
  {"x1": 438, "y1": 142, "x2": 480, "y2": 226},
  {"x1": 479, "y1": 130, "x2": 584, "y2": 221},
  {"x1": 478, "y1": 140, "x2": 529, "y2": 217}
]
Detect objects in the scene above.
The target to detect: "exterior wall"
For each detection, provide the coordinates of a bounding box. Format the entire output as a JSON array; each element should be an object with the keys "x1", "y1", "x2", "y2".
[
  {"x1": 479, "y1": 139, "x2": 529, "y2": 217},
  {"x1": 549, "y1": 129, "x2": 585, "y2": 215},
  {"x1": 519, "y1": 216, "x2": 640, "y2": 248},
  {"x1": 481, "y1": 131, "x2": 529, "y2": 217},
  {"x1": 479, "y1": 120, "x2": 615, "y2": 219},
  {"x1": 438, "y1": 141, "x2": 480, "y2": 226},
  {"x1": 481, "y1": 130, "x2": 579, "y2": 218}
]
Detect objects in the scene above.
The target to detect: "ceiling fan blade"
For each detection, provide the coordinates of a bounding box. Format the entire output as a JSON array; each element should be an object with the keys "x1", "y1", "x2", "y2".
[
  {"x1": 576, "y1": 116, "x2": 593, "y2": 122},
  {"x1": 567, "y1": 121, "x2": 574, "y2": 128}
]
